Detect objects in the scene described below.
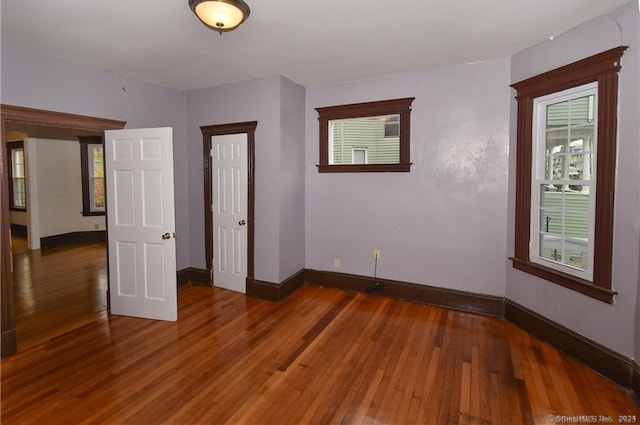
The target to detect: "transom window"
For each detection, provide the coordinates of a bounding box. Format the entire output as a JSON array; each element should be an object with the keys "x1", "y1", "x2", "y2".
[
  {"x1": 7, "y1": 141, "x2": 26, "y2": 211},
  {"x1": 511, "y1": 46, "x2": 626, "y2": 303},
  {"x1": 79, "y1": 136, "x2": 105, "y2": 216}
]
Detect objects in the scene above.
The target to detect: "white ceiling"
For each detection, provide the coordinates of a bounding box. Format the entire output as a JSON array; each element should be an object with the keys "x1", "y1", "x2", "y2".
[{"x1": 1, "y1": 0, "x2": 631, "y2": 91}]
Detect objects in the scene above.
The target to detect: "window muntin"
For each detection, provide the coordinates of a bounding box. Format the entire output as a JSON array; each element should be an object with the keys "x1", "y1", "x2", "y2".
[
  {"x1": 316, "y1": 97, "x2": 414, "y2": 172},
  {"x1": 530, "y1": 83, "x2": 597, "y2": 280},
  {"x1": 7, "y1": 141, "x2": 26, "y2": 211},
  {"x1": 79, "y1": 137, "x2": 105, "y2": 216}
]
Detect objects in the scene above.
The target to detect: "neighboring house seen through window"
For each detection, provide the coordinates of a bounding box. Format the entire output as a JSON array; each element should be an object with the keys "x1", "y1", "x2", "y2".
[
  {"x1": 352, "y1": 147, "x2": 368, "y2": 164},
  {"x1": 384, "y1": 115, "x2": 399, "y2": 138},
  {"x1": 510, "y1": 46, "x2": 626, "y2": 303},
  {"x1": 7, "y1": 141, "x2": 26, "y2": 211},
  {"x1": 79, "y1": 136, "x2": 105, "y2": 216}
]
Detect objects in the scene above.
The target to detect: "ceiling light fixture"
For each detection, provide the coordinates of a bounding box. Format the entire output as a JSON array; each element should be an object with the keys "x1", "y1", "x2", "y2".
[{"x1": 189, "y1": 0, "x2": 250, "y2": 34}]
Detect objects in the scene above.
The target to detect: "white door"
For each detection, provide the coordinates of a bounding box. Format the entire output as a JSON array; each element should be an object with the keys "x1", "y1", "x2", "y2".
[
  {"x1": 211, "y1": 133, "x2": 248, "y2": 293},
  {"x1": 105, "y1": 127, "x2": 177, "y2": 321}
]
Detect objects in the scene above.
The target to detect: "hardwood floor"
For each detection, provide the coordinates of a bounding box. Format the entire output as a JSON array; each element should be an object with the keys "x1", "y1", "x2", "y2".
[
  {"x1": 8, "y1": 236, "x2": 108, "y2": 350},
  {"x1": 2, "y1": 240, "x2": 638, "y2": 424}
]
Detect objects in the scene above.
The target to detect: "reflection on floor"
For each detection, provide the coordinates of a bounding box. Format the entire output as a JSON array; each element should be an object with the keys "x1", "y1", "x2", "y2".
[{"x1": 10, "y1": 235, "x2": 108, "y2": 349}]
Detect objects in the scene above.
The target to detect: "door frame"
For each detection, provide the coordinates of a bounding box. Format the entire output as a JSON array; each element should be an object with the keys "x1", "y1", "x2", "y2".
[
  {"x1": 0, "y1": 104, "x2": 126, "y2": 357},
  {"x1": 201, "y1": 121, "x2": 257, "y2": 292}
]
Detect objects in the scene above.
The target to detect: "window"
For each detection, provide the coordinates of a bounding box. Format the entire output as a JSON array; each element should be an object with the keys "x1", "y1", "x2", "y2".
[
  {"x1": 511, "y1": 46, "x2": 626, "y2": 303},
  {"x1": 316, "y1": 97, "x2": 414, "y2": 172},
  {"x1": 352, "y1": 148, "x2": 368, "y2": 164},
  {"x1": 384, "y1": 115, "x2": 399, "y2": 138},
  {"x1": 79, "y1": 136, "x2": 105, "y2": 216},
  {"x1": 531, "y1": 83, "x2": 596, "y2": 281},
  {"x1": 7, "y1": 141, "x2": 26, "y2": 211}
]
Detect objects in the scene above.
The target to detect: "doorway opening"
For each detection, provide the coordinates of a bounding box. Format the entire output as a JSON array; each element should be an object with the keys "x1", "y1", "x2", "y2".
[{"x1": 1, "y1": 104, "x2": 126, "y2": 357}]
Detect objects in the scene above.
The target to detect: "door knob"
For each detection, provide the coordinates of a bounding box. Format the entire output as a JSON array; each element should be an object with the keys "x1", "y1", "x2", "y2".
[
  {"x1": 161, "y1": 232, "x2": 171, "y2": 240},
  {"x1": 238, "y1": 220, "x2": 246, "y2": 226}
]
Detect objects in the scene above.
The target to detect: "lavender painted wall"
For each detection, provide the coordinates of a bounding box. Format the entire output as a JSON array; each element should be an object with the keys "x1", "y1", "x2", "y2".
[
  {"x1": 507, "y1": 1, "x2": 640, "y2": 357},
  {"x1": 305, "y1": 59, "x2": 510, "y2": 296},
  {"x1": 185, "y1": 76, "x2": 306, "y2": 283},
  {"x1": 279, "y1": 78, "x2": 306, "y2": 281},
  {"x1": 1, "y1": 45, "x2": 190, "y2": 269}
]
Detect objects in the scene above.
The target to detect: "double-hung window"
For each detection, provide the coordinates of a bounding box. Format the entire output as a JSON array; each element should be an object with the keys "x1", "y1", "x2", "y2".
[
  {"x1": 531, "y1": 83, "x2": 597, "y2": 281},
  {"x1": 7, "y1": 141, "x2": 26, "y2": 211},
  {"x1": 79, "y1": 136, "x2": 105, "y2": 216},
  {"x1": 511, "y1": 46, "x2": 626, "y2": 303}
]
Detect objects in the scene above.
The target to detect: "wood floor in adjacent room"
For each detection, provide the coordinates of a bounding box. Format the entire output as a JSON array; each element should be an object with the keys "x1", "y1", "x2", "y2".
[{"x1": 2, "y1": 239, "x2": 638, "y2": 424}]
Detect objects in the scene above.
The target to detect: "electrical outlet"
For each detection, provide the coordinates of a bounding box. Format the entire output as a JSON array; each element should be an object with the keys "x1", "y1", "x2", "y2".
[
  {"x1": 374, "y1": 249, "x2": 380, "y2": 259},
  {"x1": 334, "y1": 258, "x2": 340, "y2": 268}
]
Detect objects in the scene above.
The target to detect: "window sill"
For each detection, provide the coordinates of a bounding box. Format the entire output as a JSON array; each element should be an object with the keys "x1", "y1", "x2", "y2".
[
  {"x1": 317, "y1": 163, "x2": 412, "y2": 173},
  {"x1": 9, "y1": 207, "x2": 27, "y2": 212},
  {"x1": 510, "y1": 257, "x2": 616, "y2": 304}
]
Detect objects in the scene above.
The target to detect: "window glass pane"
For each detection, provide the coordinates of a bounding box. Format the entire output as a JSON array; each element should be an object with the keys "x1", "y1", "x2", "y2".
[
  {"x1": 565, "y1": 241, "x2": 588, "y2": 270},
  {"x1": 13, "y1": 178, "x2": 26, "y2": 208},
  {"x1": 570, "y1": 128, "x2": 594, "y2": 152},
  {"x1": 12, "y1": 149, "x2": 25, "y2": 178},
  {"x1": 539, "y1": 234, "x2": 562, "y2": 262},
  {"x1": 546, "y1": 100, "x2": 569, "y2": 128},
  {"x1": 545, "y1": 129, "x2": 567, "y2": 180},
  {"x1": 545, "y1": 153, "x2": 567, "y2": 180},
  {"x1": 93, "y1": 177, "x2": 105, "y2": 209},
  {"x1": 569, "y1": 95, "x2": 595, "y2": 125},
  {"x1": 329, "y1": 114, "x2": 400, "y2": 165},
  {"x1": 93, "y1": 160, "x2": 104, "y2": 177},
  {"x1": 564, "y1": 210, "x2": 589, "y2": 239},
  {"x1": 568, "y1": 153, "x2": 591, "y2": 182},
  {"x1": 539, "y1": 184, "x2": 591, "y2": 271},
  {"x1": 546, "y1": 129, "x2": 568, "y2": 152},
  {"x1": 92, "y1": 146, "x2": 104, "y2": 177},
  {"x1": 384, "y1": 115, "x2": 399, "y2": 138},
  {"x1": 10, "y1": 146, "x2": 26, "y2": 209},
  {"x1": 574, "y1": 153, "x2": 593, "y2": 187},
  {"x1": 539, "y1": 185, "x2": 562, "y2": 238}
]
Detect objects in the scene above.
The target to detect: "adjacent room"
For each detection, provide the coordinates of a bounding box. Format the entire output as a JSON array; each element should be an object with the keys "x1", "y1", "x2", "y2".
[{"x1": 1, "y1": 1, "x2": 639, "y2": 423}]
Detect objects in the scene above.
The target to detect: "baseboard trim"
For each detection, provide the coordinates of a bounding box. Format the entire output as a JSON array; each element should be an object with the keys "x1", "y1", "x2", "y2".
[
  {"x1": 505, "y1": 299, "x2": 638, "y2": 398},
  {"x1": 40, "y1": 231, "x2": 106, "y2": 248},
  {"x1": 632, "y1": 361, "x2": 640, "y2": 406},
  {"x1": 177, "y1": 267, "x2": 212, "y2": 287},
  {"x1": 176, "y1": 265, "x2": 640, "y2": 406},
  {"x1": 247, "y1": 269, "x2": 305, "y2": 303},
  {"x1": 1, "y1": 329, "x2": 17, "y2": 358},
  {"x1": 304, "y1": 269, "x2": 504, "y2": 317}
]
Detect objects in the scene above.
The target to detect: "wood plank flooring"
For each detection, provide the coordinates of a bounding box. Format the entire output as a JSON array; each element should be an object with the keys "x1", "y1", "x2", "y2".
[{"x1": 2, "y1": 239, "x2": 638, "y2": 424}]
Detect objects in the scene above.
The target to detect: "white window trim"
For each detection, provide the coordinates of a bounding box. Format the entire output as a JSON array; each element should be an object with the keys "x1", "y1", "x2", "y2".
[{"x1": 530, "y1": 82, "x2": 598, "y2": 281}]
